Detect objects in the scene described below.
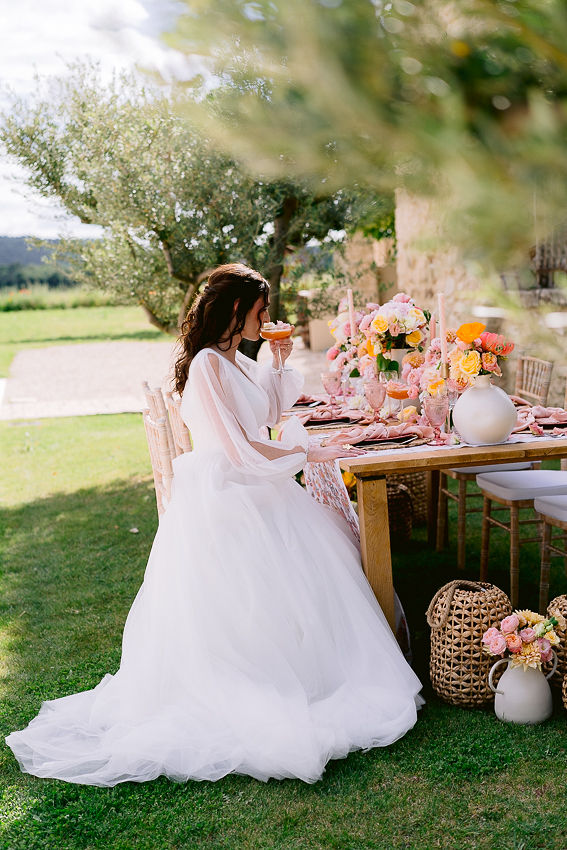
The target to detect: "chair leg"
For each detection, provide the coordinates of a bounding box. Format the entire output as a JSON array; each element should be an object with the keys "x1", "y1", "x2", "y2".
[
  {"x1": 563, "y1": 531, "x2": 567, "y2": 578},
  {"x1": 510, "y1": 504, "x2": 520, "y2": 608},
  {"x1": 457, "y1": 478, "x2": 467, "y2": 571},
  {"x1": 539, "y1": 520, "x2": 552, "y2": 614},
  {"x1": 480, "y1": 496, "x2": 491, "y2": 582},
  {"x1": 436, "y1": 473, "x2": 448, "y2": 552}
]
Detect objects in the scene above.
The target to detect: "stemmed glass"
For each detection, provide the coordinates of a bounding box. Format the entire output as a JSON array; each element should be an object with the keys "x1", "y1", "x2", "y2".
[
  {"x1": 378, "y1": 370, "x2": 397, "y2": 418},
  {"x1": 364, "y1": 377, "x2": 386, "y2": 421},
  {"x1": 423, "y1": 392, "x2": 450, "y2": 445},
  {"x1": 260, "y1": 323, "x2": 293, "y2": 373},
  {"x1": 320, "y1": 371, "x2": 342, "y2": 412},
  {"x1": 385, "y1": 380, "x2": 409, "y2": 419}
]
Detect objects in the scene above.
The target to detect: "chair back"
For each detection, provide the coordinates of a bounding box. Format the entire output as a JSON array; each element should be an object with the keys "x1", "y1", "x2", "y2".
[
  {"x1": 515, "y1": 356, "x2": 553, "y2": 406},
  {"x1": 142, "y1": 382, "x2": 176, "y2": 460},
  {"x1": 165, "y1": 391, "x2": 193, "y2": 455},
  {"x1": 143, "y1": 410, "x2": 175, "y2": 516},
  {"x1": 303, "y1": 460, "x2": 360, "y2": 543}
]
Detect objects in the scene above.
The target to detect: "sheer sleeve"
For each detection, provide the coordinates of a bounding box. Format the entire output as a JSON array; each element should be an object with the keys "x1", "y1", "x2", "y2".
[
  {"x1": 236, "y1": 352, "x2": 304, "y2": 427},
  {"x1": 183, "y1": 350, "x2": 308, "y2": 480}
]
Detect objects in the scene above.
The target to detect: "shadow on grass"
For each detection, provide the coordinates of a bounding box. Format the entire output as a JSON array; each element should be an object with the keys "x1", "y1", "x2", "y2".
[{"x1": 1, "y1": 479, "x2": 567, "y2": 850}]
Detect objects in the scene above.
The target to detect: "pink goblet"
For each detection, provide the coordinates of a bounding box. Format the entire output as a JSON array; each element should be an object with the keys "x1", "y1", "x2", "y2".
[
  {"x1": 364, "y1": 378, "x2": 386, "y2": 421},
  {"x1": 320, "y1": 371, "x2": 342, "y2": 411},
  {"x1": 423, "y1": 393, "x2": 449, "y2": 445}
]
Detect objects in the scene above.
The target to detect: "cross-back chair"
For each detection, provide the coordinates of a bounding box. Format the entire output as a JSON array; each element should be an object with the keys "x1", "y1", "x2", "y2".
[{"x1": 143, "y1": 410, "x2": 175, "y2": 517}]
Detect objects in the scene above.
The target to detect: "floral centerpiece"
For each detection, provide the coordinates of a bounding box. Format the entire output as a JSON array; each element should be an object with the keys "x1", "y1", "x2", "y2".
[
  {"x1": 448, "y1": 322, "x2": 514, "y2": 391},
  {"x1": 327, "y1": 293, "x2": 430, "y2": 376},
  {"x1": 482, "y1": 609, "x2": 565, "y2": 671}
]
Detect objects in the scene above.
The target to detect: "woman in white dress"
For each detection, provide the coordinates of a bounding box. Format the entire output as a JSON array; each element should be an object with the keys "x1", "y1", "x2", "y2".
[{"x1": 6, "y1": 263, "x2": 422, "y2": 786}]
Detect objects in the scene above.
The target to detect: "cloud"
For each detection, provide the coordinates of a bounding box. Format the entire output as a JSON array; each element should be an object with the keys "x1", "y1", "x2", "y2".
[{"x1": 0, "y1": 0, "x2": 188, "y2": 237}]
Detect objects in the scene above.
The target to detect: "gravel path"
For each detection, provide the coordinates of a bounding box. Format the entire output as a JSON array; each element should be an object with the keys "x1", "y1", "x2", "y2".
[{"x1": 0, "y1": 339, "x2": 328, "y2": 420}]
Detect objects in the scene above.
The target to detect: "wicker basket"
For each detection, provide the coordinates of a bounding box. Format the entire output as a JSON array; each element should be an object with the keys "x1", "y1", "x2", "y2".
[
  {"x1": 546, "y1": 595, "x2": 567, "y2": 689},
  {"x1": 389, "y1": 471, "x2": 427, "y2": 525},
  {"x1": 387, "y1": 482, "x2": 413, "y2": 544},
  {"x1": 427, "y1": 580, "x2": 512, "y2": 707},
  {"x1": 562, "y1": 672, "x2": 567, "y2": 711}
]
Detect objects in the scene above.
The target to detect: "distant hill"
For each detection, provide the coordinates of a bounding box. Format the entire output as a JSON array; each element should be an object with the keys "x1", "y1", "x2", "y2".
[{"x1": 0, "y1": 236, "x2": 58, "y2": 266}]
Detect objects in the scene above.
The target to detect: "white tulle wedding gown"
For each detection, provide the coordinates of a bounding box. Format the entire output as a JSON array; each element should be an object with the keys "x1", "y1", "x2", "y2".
[{"x1": 6, "y1": 349, "x2": 422, "y2": 786}]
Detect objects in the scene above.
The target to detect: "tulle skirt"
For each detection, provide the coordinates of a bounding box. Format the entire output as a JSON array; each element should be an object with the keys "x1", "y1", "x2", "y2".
[{"x1": 6, "y1": 451, "x2": 422, "y2": 786}]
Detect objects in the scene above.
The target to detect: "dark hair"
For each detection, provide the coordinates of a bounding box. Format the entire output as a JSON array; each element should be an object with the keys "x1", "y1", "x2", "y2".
[{"x1": 173, "y1": 263, "x2": 269, "y2": 395}]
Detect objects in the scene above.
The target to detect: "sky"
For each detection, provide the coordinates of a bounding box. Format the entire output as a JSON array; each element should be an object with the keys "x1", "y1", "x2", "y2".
[{"x1": 0, "y1": 0, "x2": 194, "y2": 238}]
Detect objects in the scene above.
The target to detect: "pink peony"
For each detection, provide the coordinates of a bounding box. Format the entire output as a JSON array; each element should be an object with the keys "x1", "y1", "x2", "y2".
[
  {"x1": 393, "y1": 293, "x2": 412, "y2": 303},
  {"x1": 506, "y1": 633, "x2": 523, "y2": 653},
  {"x1": 488, "y1": 634, "x2": 507, "y2": 655},
  {"x1": 537, "y1": 637, "x2": 551, "y2": 653},
  {"x1": 500, "y1": 614, "x2": 519, "y2": 634},
  {"x1": 482, "y1": 627, "x2": 500, "y2": 645},
  {"x1": 366, "y1": 302, "x2": 381, "y2": 311},
  {"x1": 519, "y1": 627, "x2": 536, "y2": 643},
  {"x1": 359, "y1": 313, "x2": 375, "y2": 332},
  {"x1": 326, "y1": 345, "x2": 340, "y2": 361},
  {"x1": 407, "y1": 385, "x2": 420, "y2": 399}
]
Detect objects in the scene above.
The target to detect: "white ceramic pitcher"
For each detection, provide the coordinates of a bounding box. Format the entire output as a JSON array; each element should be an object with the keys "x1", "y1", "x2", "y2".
[{"x1": 488, "y1": 651, "x2": 558, "y2": 725}]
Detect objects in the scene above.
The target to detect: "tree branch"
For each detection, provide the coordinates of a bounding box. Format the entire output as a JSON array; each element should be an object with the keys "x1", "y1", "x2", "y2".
[{"x1": 140, "y1": 303, "x2": 177, "y2": 336}]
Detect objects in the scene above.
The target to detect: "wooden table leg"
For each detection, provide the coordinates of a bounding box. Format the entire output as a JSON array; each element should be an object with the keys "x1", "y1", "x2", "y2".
[
  {"x1": 427, "y1": 469, "x2": 440, "y2": 547},
  {"x1": 356, "y1": 475, "x2": 396, "y2": 632}
]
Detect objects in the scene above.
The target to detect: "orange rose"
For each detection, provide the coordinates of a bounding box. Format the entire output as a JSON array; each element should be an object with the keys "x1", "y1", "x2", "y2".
[{"x1": 457, "y1": 322, "x2": 486, "y2": 344}]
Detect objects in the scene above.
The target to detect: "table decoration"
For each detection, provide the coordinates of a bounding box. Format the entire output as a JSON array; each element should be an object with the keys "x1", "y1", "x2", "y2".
[
  {"x1": 484, "y1": 608, "x2": 565, "y2": 724},
  {"x1": 449, "y1": 323, "x2": 516, "y2": 445}
]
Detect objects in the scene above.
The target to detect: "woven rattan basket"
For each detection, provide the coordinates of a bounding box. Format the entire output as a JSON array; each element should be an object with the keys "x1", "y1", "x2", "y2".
[
  {"x1": 546, "y1": 595, "x2": 567, "y2": 689},
  {"x1": 389, "y1": 471, "x2": 427, "y2": 525},
  {"x1": 386, "y1": 482, "x2": 413, "y2": 544},
  {"x1": 427, "y1": 580, "x2": 512, "y2": 707},
  {"x1": 562, "y1": 672, "x2": 567, "y2": 711}
]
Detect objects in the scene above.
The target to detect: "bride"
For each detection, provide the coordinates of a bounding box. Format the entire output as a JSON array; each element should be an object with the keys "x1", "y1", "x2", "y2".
[{"x1": 6, "y1": 263, "x2": 422, "y2": 786}]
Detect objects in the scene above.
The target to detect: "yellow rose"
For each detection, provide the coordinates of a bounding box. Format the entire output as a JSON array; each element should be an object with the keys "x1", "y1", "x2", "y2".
[
  {"x1": 398, "y1": 405, "x2": 418, "y2": 422},
  {"x1": 427, "y1": 378, "x2": 446, "y2": 396},
  {"x1": 371, "y1": 314, "x2": 389, "y2": 334},
  {"x1": 460, "y1": 350, "x2": 482, "y2": 377},
  {"x1": 406, "y1": 329, "x2": 423, "y2": 347},
  {"x1": 407, "y1": 307, "x2": 425, "y2": 327},
  {"x1": 547, "y1": 630, "x2": 560, "y2": 646}
]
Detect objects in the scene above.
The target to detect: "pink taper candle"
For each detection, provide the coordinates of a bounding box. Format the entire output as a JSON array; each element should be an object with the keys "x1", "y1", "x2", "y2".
[
  {"x1": 429, "y1": 313, "x2": 436, "y2": 341},
  {"x1": 437, "y1": 293, "x2": 448, "y2": 363},
  {"x1": 347, "y1": 288, "x2": 356, "y2": 340}
]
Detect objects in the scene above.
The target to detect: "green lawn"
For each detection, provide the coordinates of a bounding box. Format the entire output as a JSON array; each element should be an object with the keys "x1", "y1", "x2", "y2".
[
  {"x1": 0, "y1": 306, "x2": 168, "y2": 377},
  {"x1": 2, "y1": 415, "x2": 567, "y2": 849}
]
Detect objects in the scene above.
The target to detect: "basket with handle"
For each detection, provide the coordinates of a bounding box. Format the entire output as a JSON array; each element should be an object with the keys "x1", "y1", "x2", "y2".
[
  {"x1": 427, "y1": 580, "x2": 512, "y2": 707},
  {"x1": 546, "y1": 595, "x2": 567, "y2": 690}
]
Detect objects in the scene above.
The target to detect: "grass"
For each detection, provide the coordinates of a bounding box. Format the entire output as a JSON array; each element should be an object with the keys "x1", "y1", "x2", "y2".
[
  {"x1": 0, "y1": 306, "x2": 169, "y2": 377},
  {"x1": 0, "y1": 285, "x2": 120, "y2": 313},
  {"x1": 2, "y1": 416, "x2": 567, "y2": 849}
]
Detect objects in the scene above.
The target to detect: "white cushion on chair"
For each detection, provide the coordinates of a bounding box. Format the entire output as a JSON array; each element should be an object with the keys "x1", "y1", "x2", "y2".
[
  {"x1": 534, "y1": 495, "x2": 567, "y2": 523},
  {"x1": 476, "y1": 470, "x2": 567, "y2": 501},
  {"x1": 450, "y1": 462, "x2": 533, "y2": 475}
]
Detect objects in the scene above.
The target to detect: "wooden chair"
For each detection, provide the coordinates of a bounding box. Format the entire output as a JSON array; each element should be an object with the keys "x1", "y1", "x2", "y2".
[
  {"x1": 142, "y1": 382, "x2": 176, "y2": 462},
  {"x1": 143, "y1": 410, "x2": 175, "y2": 517},
  {"x1": 534, "y1": 495, "x2": 567, "y2": 612},
  {"x1": 436, "y1": 356, "x2": 553, "y2": 570},
  {"x1": 515, "y1": 356, "x2": 554, "y2": 405},
  {"x1": 164, "y1": 391, "x2": 193, "y2": 455}
]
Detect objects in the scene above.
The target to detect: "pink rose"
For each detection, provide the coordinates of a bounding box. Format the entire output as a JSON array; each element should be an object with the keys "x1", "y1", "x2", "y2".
[
  {"x1": 456, "y1": 339, "x2": 471, "y2": 351},
  {"x1": 335, "y1": 352, "x2": 348, "y2": 370},
  {"x1": 366, "y1": 302, "x2": 381, "y2": 310},
  {"x1": 537, "y1": 637, "x2": 551, "y2": 653},
  {"x1": 519, "y1": 627, "x2": 536, "y2": 643},
  {"x1": 506, "y1": 633, "x2": 523, "y2": 653},
  {"x1": 407, "y1": 385, "x2": 419, "y2": 399},
  {"x1": 326, "y1": 345, "x2": 340, "y2": 361},
  {"x1": 393, "y1": 293, "x2": 412, "y2": 303},
  {"x1": 359, "y1": 313, "x2": 375, "y2": 332},
  {"x1": 488, "y1": 634, "x2": 507, "y2": 655},
  {"x1": 500, "y1": 614, "x2": 519, "y2": 634},
  {"x1": 482, "y1": 627, "x2": 500, "y2": 645},
  {"x1": 389, "y1": 322, "x2": 402, "y2": 336}
]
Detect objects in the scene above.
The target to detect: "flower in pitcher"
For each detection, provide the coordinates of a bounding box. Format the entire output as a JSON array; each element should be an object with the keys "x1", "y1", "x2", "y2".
[
  {"x1": 500, "y1": 614, "x2": 519, "y2": 634},
  {"x1": 505, "y1": 633, "x2": 523, "y2": 653},
  {"x1": 519, "y1": 627, "x2": 536, "y2": 643},
  {"x1": 488, "y1": 634, "x2": 507, "y2": 655}
]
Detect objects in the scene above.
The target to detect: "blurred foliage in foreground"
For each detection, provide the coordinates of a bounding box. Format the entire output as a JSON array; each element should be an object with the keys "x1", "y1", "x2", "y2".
[{"x1": 167, "y1": 0, "x2": 567, "y2": 267}]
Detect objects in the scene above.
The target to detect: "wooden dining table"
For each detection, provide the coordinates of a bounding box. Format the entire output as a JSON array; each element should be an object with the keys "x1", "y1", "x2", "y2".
[{"x1": 339, "y1": 437, "x2": 567, "y2": 632}]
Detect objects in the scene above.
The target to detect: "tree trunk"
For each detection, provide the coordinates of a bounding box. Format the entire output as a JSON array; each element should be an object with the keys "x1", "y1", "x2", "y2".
[
  {"x1": 268, "y1": 195, "x2": 298, "y2": 324},
  {"x1": 141, "y1": 304, "x2": 177, "y2": 336}
]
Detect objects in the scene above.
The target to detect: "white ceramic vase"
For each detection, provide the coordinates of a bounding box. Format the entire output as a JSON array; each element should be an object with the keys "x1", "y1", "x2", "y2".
[
  {"x1": 383, "y1": 347, "x2": 411, "y2": 372},
  {"x1": 452, "y1": 374, "x2": 517, "y2": 445},
  {"x1": 488, "y1": 652, "x2": 557, "y2": 725}
]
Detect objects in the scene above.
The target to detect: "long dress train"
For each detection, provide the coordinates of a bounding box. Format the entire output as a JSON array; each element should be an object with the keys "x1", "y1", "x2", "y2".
[{"x1": 6, "y1": 348, "x2": 422, "y2": 785}]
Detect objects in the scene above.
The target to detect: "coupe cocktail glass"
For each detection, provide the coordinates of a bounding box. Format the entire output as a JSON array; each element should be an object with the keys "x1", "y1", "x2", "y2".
[
  {"x1": 385, "y1": 380, "x2": 410, "y2": 419},
  {"x1": 260, "y1": 322, "x2": 293, "y2": 373}
]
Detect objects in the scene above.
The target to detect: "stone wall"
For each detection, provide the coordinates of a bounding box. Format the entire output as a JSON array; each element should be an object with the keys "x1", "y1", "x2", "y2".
[{"x1": 335, "y1": 231, "x2": 397, "y2": 305}]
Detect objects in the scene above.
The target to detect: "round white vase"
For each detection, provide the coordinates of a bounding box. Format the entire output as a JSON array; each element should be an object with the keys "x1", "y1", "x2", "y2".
[
  {"x1": 452, "y1": 374, "x2": 517, "y2": 445},
  {"x1": 488, "y1": 653, "x2": 557, "y2": 724}
]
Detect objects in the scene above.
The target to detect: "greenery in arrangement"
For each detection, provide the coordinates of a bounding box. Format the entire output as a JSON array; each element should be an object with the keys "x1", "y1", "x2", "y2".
[
  {"x1": 1, "y1": 64, "x2": 385, "y2": 334},
  {"x1": 167, "y1": 0, "x2": 567, "y2": 266},
  {"x1": 2, "y1": 415, "x2": 566, "y2": 849}
]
